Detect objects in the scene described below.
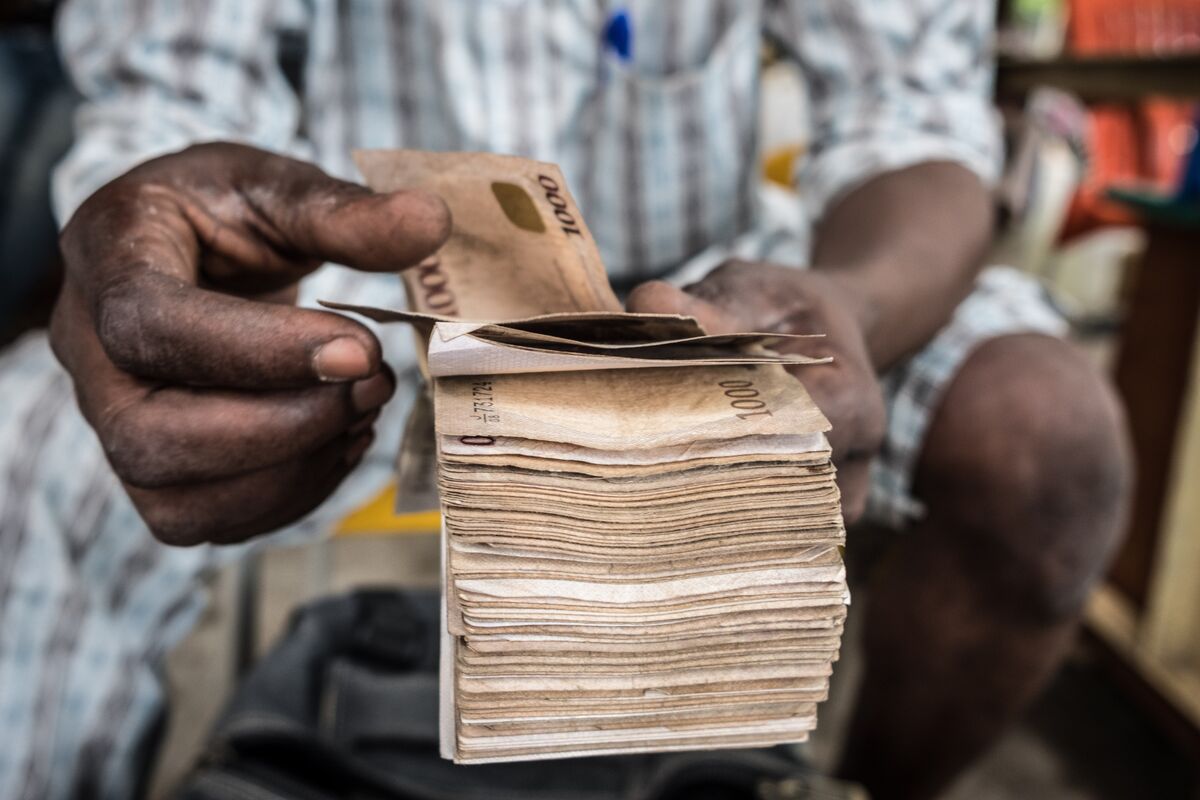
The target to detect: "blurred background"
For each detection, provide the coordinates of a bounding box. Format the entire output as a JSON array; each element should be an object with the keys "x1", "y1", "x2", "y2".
[
  {"x1": 0, "y1": 0, "x2": 74, "y2": 347},
  {"x1": 1, "y1": 0, "x2": 1198, "y2": 797}
]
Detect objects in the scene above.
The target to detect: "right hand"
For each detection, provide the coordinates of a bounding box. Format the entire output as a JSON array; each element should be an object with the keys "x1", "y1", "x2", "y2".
[
  {"x1": 627, "y1": 263, "x2": 887, "y2": 523},
  {"x1": 51, "y1": 143, "x2": 451, "y2": 546}
]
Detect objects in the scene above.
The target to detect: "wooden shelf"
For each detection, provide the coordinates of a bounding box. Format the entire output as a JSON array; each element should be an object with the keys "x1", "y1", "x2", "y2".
[
  {"x1": 1086, "y1": 585, "x2": 1200, "y2": 753},
  {"x1": 997, "y1": 53, "x2": 1200, "y2": 101},
  {"x1": 1086, "y1": 261, "x2": 1200, "y2": 753}
]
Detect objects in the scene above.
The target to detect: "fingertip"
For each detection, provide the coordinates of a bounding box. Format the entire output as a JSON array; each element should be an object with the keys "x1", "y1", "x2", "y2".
[
  {"x1": 379, "y1": 189, "x2": 452, "y2": 267},
  {"x1": 625, "y1": 280, "x2": 687, "y2": 314},
  {"x1": 322, "y1": 188, "x2": 452, "y2": 273},
  {"x1": 624, "y1": 280, "x2": 738, "y2": 334},
  {"x1": 350, "y1": 370, "x2": 395, "y2": 414},
  {"x1": 411, "y1": 190, "x2": 453, "y2": 246},
  {"x1": 313, "y1": 336, "x2": 373, "y2": 382}
]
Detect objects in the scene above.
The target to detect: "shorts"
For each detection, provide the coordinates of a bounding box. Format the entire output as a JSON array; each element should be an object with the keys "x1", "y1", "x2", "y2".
[{"x1": 866, "y1": 265, "x2": 1067, "y2": 527}]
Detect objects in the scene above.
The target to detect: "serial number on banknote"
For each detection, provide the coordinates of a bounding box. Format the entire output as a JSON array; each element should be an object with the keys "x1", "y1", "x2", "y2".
[
  {"x1": 470, "y1": 380, "x2": 500, "y2": 424},
  {"x1": 718, "y1": 380, "x2": 773, "y2": 420}
]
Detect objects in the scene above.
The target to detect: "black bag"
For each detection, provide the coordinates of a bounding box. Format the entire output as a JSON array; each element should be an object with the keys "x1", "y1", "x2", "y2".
[{"x1": 173, "y1": 589, "x2": 853, "y2": 800}]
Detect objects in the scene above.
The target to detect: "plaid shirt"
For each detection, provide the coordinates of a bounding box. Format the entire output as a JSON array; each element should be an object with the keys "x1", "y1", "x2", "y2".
[{"x1": 1, "y1": 1, "x2": 1001, "y2": 797}]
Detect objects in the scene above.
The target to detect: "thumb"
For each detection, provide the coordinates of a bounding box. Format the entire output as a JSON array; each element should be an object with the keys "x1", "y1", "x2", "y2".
[
  {"x1": 255, "y1": 160, "x2": 453, "y2": 272},
  {"x1": 155, "y1": 143, "x2": 451, "y2": 275},
  {"x1": 626, "y1": 280, "x2": 745, "y2": 335}
]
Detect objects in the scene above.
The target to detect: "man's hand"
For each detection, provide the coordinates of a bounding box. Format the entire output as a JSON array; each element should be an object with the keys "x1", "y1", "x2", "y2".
[
  {"x1": 51, "y1": 142, "x2": 451, "y2": 546},
  {"x1": 628, "y1": 262, "x2": 886, "y2": 522}
]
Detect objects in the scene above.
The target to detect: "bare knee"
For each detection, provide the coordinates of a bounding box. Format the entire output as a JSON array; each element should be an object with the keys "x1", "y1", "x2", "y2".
[{"x1": 915, "y1": 334, "x2": 1133, "y2": 623}]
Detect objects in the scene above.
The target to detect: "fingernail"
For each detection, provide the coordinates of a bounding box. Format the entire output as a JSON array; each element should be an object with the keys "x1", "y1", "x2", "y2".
[
  {"x1": 346, "y1": 432, "x2": 374, "y2": 465},
  {"x1": 313, "y1": 337, "x2": 371, "y2": 382},
  {"x1": 348, "y1": 409, "x2": 380, "y2": 436},
  {"x1": 351, "y1": 373, "x2": 393, "y2": 414}
]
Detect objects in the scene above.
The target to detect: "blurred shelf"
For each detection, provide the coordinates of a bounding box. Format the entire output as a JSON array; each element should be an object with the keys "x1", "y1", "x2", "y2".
[
  {"x1": 1088, "y1": 255, "x2": 1200, "y2": 758},
  {"x1": 1086, "y1": 585, "x2": 1200, "y2": 754},
  {"x1": 997, "y1": 53, "x2": 1200, "y2": 101},
  {"x1": 1109, "y1": 188, "x2": 1200, "y2": 231}
]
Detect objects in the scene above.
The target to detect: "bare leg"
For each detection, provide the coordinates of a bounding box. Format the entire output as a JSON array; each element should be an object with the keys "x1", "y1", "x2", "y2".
[{"x1": 836, "y1": 334, "x2": 1132, "y2": 799}]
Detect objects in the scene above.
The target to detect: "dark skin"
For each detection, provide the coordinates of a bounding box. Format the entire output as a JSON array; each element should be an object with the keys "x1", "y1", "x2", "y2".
[
  {"x1": 51, "y1": 142, "x2": 451, "y2": 545},
  {"x1": 627, "y1": 162, "x2": 993, "y2": 523},
  {"x1": 54, "y1": 148, "x2": 1131, "y2": 798},
  {"x1": 630, "y1": 162, "x2": 1131, "y2": 799}
]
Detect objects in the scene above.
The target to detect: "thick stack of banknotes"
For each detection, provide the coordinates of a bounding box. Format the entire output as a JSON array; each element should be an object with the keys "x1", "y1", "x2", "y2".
[{"x1": 333, "y1": 151, "x2": 848, "y2": 763}]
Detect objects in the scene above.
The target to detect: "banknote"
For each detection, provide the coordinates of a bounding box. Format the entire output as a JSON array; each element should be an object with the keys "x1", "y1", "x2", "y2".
[
  {"x1": 348, "y1": 149, "x2": 848, "y2": 764},
  {"x1": 320, "y1": 302, "x2": 829, "y2": 376},
  {"x1": 354, "y1": 149, "x2": 620, "y2": 320}
]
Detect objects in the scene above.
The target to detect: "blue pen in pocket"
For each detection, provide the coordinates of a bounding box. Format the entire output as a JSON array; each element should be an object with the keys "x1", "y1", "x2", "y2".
[{"x1": 603, "y1": 7, "x2": 633, "y2": 63}]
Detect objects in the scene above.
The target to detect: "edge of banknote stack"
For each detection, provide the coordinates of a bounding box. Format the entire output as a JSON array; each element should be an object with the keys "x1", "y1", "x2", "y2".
[{"x1": 335, "y1": 149, "x2": 850, "y2": 764}]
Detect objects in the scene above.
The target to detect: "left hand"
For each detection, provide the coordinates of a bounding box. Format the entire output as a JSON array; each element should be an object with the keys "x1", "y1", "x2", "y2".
[
  {"x1": 50, "y1": 143, "x2": 451, "y2": 545},
  {"x1": 627, "y1": 260, "x2": 886, "y2": 523}
]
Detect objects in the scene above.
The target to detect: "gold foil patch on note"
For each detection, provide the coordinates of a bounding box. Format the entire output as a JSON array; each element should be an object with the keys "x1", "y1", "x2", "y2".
[{"x1": 491, "y1": 182, "x2": 547, "y2": 233}]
